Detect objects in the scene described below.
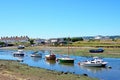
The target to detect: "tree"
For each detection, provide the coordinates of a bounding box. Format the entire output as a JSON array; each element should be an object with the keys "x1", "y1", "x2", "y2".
[
  {"x1": 71, "y1": 37, "x2": 83, "y2": 42},
  {"x1": 0, "y1": 42, "x2": 5, "y2": 47},
  {"x1": 29, "y1": 39, "x2": 35, "y2": 45}
]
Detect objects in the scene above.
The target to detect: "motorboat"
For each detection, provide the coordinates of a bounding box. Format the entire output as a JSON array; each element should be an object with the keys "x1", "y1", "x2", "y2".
[
  {"x1": 78, "y1": 57, "x2": 107, "y2": 67},
  {"x1": 13, "y1": 50, "x2": 25, "y2": 57}
]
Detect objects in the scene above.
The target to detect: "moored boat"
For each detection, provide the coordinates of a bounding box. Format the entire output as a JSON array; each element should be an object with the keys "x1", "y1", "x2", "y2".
[
  {"x1": 58, "y1": 57, "x2": 74, "y2": 63},
  {"x1": 31, "y1": 51, "x2": 42, "y2": 57},
  {"x1": 57, "y1": 37, "x2": 74, "y2": 63},
  {"x1": 78, "y1": 57, "x2": 107, "y2": 67},
  {"x1": 13, "y1": 50, "x2": 25, "y2": 57},
  {"x1": 45, "y1": 54, "x2": 56, "y2": 60},
  {"x1": 89, "y1": 48, "x2": 104, "y2": 53},
  {"x1": 17, "y1": 45, "x2": 25, "y2": 49}
]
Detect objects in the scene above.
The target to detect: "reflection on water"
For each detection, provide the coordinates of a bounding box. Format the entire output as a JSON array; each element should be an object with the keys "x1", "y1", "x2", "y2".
[
  {"x1": 59, "y1": 63, "x2": 74, "y2": 67},
  {"x1": 31, "y1": 57, "x2": 42, "y2": 62},
  {"x1": 0, "y1": 50, "x2": 120, "y2": 80},
  {"x1": 80, "y1": 66, "x2": 108, "y2": 73},
  {"x1": 45, "y1": 60, "x2": 56, "y2": 65}
]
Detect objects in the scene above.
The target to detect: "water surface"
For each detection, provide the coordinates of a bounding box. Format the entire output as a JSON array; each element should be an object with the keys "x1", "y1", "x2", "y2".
[{"x1": 0, "y1": 49, "x2": 120, "y2": 80}]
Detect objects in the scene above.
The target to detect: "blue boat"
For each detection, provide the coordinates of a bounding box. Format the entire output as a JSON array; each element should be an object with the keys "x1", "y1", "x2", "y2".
[{"x1": 89, "y1": 48, "x2": 104, "y2": 53}]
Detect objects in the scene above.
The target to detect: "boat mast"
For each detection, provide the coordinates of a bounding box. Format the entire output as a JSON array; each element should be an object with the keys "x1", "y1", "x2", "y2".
[{"x1": 68, "y1": 37, "x2": 70, "y2": 55}]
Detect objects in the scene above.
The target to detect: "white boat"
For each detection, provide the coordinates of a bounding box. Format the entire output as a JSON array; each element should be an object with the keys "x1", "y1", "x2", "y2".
[
  {"x1": 31, "y1": 51, "x2": 42, "y2": 57},
  {"x1": 78, "y1": 57, "x2": 107, "y2": 67},
  {"x1": 13, "y1": 50, "x2": 25, "y2": 57},
  {"x1": 17, "y1": 45, "x2": 25, "y2": 49}
]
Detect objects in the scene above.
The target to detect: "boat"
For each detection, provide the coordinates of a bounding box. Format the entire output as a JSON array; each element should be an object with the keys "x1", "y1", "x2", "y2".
[
  {"x1": 78, "y1": 57, "x2": 107, "y2": 67},
  {"x1": 17, "y1": 45, "x2": 25, "y2": 49},
  {"x1": 58, "y1": 57, "x2": 74, "y2": 63},
  {"x1": 45, "y1": 53, "x2": 56, "y2": 60},
  {"x1": 13, "y1": 50, "x2": 25, "y2": 57},
  {"x1": 57, "y1": 38, "x2": 74, "y2": 63},
  {"x1": 31, "y1": 51, "x2": 42, "y2": 57},
  {"x1": 45, "y1": 50, "x2": 56, "y2": 60},
  {"x1": 89, "y1": 48, "x2": 104, "y2": 53}
]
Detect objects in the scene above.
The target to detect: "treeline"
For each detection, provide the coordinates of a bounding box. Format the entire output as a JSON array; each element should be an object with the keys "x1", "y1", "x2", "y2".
[{"x1": 63, "y1": 37, "x2": 84, "y2": 42}]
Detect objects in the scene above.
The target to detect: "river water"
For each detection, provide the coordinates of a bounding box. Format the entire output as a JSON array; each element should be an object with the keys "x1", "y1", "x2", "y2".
[{"x1": 0, "y1": 49, "x2": 120, "y2": 80}]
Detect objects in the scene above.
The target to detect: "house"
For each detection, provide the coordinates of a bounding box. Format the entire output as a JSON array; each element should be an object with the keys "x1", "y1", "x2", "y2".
[
  {"x1": 94, "y1": 35, "x2": 103, "y2": 40},
  {"x1": 34, "y1": 39, "x2": 45, "y2": 45},
  {"x1": 0, "y1": 36, "x2": 29, "y2": 43},
  {"x1": 48, "y1": 38, "x2": 66, "y2": 46}
]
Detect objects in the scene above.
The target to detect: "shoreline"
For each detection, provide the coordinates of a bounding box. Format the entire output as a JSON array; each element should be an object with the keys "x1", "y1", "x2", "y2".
[
  {"x1": 0, "y1": 60, "x2": 97, "y2": 80},
  {"x1": 1, "y1": 46, "x2": 120, "y2": 58}
]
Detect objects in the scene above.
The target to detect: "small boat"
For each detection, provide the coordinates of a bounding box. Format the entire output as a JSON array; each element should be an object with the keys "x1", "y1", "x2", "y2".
[
  {"x1": 57, "y1": 38, "x2": 74, "y2": 63},
  {"x1": 78, "y1": 57, "x2": 107, "y2": 67},
  {"x1": 45, "y1": 54, "x2": 56, "y2": 60},
  {"x1": 17, "y1": 45, "x2": 25, "y2": 49},
  {"x1": 89, "y1": 48, "x2": 104, "y2": 53},
  {"x1": 31, "y1": 51, "x2": 42, "y2": 57},
  {"x1": 58, "y1": 57, "x2": 74, "y2": 63},
  {"x1": 13, "y1": 50, "x2": 25, "y2": 57}
]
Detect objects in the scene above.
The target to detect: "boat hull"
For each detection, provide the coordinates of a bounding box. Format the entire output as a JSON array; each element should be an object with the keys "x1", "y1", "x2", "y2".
[
  {"x1": 31, "y1": 54, "x2": 42, "y2": 57},
  {"x1": 58, "y1": 58, "x2": 74, "y2": 63},
  {"x1": 45, "y1": 54, "x2": 56, "y2": 60},
  {"x1": 13, "y1": 53, "x2": 24, "y2": 57},
  {"x1": 89, "y1": 49, "x2": 104, "y2": 53},
  {"x1": 80, "y1": 62, "x2": 107, "y2": 67},
  {"x1": 13, "y1": 50, "x2": 25, "y2": 57}
]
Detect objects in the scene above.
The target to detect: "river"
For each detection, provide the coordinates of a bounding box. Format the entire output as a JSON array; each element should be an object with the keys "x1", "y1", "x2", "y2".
[{"x1": 0, "y1": 49, "x2": 120, "y2": 80}]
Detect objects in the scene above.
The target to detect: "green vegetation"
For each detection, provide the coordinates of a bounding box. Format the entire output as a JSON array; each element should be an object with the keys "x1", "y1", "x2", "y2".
[
  {"x1": 71, "y1": 37, "x2": 84, "y2": 42},
  {"x1": 22, "y1": 46, "x2": 120, "y2": 58},
  {"x1": 0, "y1": 60, "x2": 97, "y2": 80},
  {"x1": 0, "y1": 41, "x2": 6, "y2": 46},
  {"x1": 71, "y1": 41, "x2": 120, "y2": 48},
  {"x1": 28, "y1": 39, "x2": 35, "y2": 45}
]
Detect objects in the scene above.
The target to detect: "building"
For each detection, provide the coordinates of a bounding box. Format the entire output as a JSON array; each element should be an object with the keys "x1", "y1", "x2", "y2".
[
  {"x1": 0, "y1": 36, "x2": 29, "y2": 43},
  {"x1": 48, "y1": 38, "x2": 66, "y2": 46},
  {"x1": 34, "y1": 38, "x2": 45, "y2": 45}
]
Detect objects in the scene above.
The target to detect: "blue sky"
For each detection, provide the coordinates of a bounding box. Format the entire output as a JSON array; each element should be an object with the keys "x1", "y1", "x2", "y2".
[{"x1": 0, "y1": 0, "x2": 120, "y2": 39}]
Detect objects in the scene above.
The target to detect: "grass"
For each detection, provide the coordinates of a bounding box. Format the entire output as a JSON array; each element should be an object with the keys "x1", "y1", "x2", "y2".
[
  {"x1": 0, "y1": 60, "x2": 97, "y2": 80},
  {"x1": 6, "y1": 46, "x2": 120, "y2": 58}
]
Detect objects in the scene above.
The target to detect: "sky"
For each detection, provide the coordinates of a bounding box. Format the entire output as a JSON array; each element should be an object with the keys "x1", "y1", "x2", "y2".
[{"x1": 0, "y1": 0, "x2": 120, "y2": 39}]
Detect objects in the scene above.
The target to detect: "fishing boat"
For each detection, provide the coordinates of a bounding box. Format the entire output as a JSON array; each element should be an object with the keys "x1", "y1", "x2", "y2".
[
  {"x1": 78, "y1": 57, "x2": 107, "y2": 67},
  {"x1": 13, "y1": 50, "x2": 25, "y2": 57}
]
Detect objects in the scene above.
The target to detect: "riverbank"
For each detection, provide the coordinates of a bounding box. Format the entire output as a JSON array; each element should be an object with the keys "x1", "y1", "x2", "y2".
[
  {"x1": 2, "y1": 46, "x2": 120, "y2": 58},
  {"x1": 0, "y1": 60, "x2": 97, "y2": 80}
]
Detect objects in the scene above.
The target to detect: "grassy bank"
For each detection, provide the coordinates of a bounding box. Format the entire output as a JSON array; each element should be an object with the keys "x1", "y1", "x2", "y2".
[
  {"x1": 23, "y1": 46, "x2": 120, "y2": 58},
  {"x1": 0, "y1": 60, "x2": 97, "y2": 80},
  {"x1": 4, "y1": 46, "x2": 120, "y2": 58}
]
